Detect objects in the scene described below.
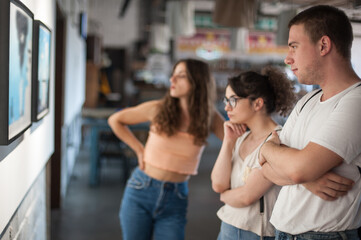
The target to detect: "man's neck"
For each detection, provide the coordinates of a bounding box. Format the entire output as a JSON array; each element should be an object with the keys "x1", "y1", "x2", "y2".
[{"x1": 319, "y1": 61, "x2": 360, "y2": 101}]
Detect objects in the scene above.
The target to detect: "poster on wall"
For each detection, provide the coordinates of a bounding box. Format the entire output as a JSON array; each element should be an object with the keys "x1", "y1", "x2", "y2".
[
  {"x1": 32, "y1": 20, "x2": 51, "y2": 122},
  {"x1": 0, "y1": 0, "x2": 33, "y2": 145},
  {"x1": 175, "y1": 28, "x2": 231, "y2": 61},
  {"x1": 248, "y1": 31, "x2": 288, "y2": 54}
]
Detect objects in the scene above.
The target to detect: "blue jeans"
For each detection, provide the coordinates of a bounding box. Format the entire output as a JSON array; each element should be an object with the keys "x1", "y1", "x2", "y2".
[
  {"x1": 217, "y1": 221, "x2": 275, "y2": 240},
  {"x1": 119, "y1": 167, "x2": 188, "y2": 240},
  {"x1": 275, "y1": 229, "x2": 360, "y2": 240}
]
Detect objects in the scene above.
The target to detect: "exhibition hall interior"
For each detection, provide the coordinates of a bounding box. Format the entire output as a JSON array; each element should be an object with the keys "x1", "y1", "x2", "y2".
[{"x1": 0, "y1": 0, "x2": 360, "y2": 239}]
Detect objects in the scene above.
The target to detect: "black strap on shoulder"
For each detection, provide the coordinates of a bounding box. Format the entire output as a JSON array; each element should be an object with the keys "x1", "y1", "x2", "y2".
[
  {"x1": 350, "y1": 84, "x2": 361, "y2": 176},
  {"x1": 300, "y1": 83, "x2": 361, "y2": 114},
  {"x1": 299, "y1": 89, "x2": 322, "y2": 113},
  {"x1": 260, "y1": 196, "x2": 264, "y2": 213},
  {"x1": 259, "y1": 129, "x2": 281, "y2": 215}
]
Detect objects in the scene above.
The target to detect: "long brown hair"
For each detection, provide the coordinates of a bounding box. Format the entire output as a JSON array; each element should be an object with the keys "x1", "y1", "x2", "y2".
[{"x1": 153, "y1": 59, "x2": 216, "y2": 145}]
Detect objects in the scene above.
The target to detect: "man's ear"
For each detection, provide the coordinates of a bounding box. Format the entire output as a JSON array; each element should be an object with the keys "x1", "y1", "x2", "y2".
[{"x1": 320, "y1": 36, "x2": 331, "y2": 56}]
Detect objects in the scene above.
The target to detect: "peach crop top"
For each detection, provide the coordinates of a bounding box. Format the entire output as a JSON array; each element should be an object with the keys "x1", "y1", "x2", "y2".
[{"x1": 143, "y1": 129, "x2": 205, "y2": 175}]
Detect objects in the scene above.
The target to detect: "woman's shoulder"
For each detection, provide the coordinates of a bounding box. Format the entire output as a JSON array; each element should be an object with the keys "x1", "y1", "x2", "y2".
[
  {"x1": 137, "y1": 99, "x2": 162, "y2": 107},
  {"x1": 139, "y1": 99, "x2": 162, "y2": 109},
  {"x1": 136, "y1": 99, "x2": 162, "y2": 119},
  {"x1": 111, "y1": 99, "x2": 162, "y2": 124}
]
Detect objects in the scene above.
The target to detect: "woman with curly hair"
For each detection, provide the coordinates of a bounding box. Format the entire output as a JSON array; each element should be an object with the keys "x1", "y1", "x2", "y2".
[
  {"x1": 211, "y1": 66, "x2": 296, "y2": 240},
  {"x1": 108, "y1": 58, "x2": 224, "y2": 240}
]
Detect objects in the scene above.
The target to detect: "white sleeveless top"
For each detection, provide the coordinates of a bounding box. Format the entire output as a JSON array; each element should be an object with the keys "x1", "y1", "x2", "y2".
[{"x1": 217, "y1": 126, "x2": 282, "y2": 237}]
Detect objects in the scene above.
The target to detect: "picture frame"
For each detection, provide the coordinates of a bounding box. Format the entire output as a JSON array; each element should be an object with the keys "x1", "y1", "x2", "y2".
[
  {"x1": 0, "y1": 0, "x2": 33, "y2": 145},
  {"x1": 32, "y1": 20, "x2": 51, "y2": 122},
  {"x1": 79, "y1": 12, "x2": 87, "y2": 39}
]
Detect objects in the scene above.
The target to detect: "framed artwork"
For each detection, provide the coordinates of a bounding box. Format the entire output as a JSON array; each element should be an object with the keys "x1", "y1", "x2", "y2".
[
  {"x1": 0, "y1": 0, "x2": 33, "y2": 145},
  {"x1": 32, "y1": 20, "x2": 51, "y2": 122},
  {"x1": 79, "y1": 12, "x2": 87, "y2": 39}
]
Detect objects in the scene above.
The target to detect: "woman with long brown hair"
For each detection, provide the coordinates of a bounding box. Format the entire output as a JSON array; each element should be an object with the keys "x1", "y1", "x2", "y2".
[{"x1": 108, "y1": 58, "x2": 224, "y2": 240}]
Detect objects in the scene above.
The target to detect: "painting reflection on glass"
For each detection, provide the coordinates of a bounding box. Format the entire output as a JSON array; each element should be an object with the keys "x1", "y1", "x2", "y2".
[
  {"x1": 8, "y1": 1, "x2": 33, "y2": 139},
  {"x1": 32, "y1": 21, "x2": 51, "y2": 121}
]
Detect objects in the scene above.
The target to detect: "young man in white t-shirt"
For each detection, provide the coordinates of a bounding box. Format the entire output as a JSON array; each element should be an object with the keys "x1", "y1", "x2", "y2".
[{"x1": 259, "y1": 5, "x2": 361, "y2": 240}]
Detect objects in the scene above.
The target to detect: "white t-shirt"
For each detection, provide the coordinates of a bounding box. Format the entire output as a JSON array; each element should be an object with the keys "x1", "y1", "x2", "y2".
[
  {"x1": 217, "y1": 127, "x2": 281, "y2": 237},
  {"x1": 270, "y1": 82, "x2": 361, "y2": 234}
]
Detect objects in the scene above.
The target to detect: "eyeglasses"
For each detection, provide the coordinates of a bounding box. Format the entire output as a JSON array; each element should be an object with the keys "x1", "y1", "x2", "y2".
[{"x1": 223, "y1": 96, "x2": 242, "y2": 108}]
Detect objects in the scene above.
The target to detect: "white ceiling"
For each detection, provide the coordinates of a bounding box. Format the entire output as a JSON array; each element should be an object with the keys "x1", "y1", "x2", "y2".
[
  {"x1": 83, "y1": 0, "x2": 361, "y2": 65},
  {"x1": 260, "y1": 0, "x2": 361, "y2": 20}
]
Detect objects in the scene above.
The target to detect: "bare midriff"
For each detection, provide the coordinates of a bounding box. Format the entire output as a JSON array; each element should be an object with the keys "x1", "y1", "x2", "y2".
[{"x1": 144, "y1": 162, "x2": 190, "y2": 182}]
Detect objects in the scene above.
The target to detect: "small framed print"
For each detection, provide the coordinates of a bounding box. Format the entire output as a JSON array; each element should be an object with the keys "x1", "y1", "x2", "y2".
[{"x1": 32, "y1": 20, "x2": 51, "y2": 122}]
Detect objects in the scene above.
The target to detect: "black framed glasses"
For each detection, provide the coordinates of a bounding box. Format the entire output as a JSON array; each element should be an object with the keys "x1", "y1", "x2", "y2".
[{"x1": 223, "y1": 96, "x2": 242, "y2": 108}]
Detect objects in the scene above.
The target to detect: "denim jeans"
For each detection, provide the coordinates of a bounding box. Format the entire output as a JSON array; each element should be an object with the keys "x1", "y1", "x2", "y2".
[
  {"x1": 119, "y1": 167, "x2": 188, "y2": 240},
  {"x1": 217, "y1": 221, "x2": 275, "y2": 240},
  {"x1": 275, "y1": 229, "x2": 360, "y2": 240}
]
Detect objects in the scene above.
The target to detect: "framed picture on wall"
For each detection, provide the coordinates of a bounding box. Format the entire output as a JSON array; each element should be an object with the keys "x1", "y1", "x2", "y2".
[
  {"x1": 0, "y1": 0, "x2": 33, "y2": 145},
  {"x1": 79, "y1": 12, "x2": 87, "y2": 39},
  {"x1": 32, "y1": 20, "x2": 51, "y2": 122}
]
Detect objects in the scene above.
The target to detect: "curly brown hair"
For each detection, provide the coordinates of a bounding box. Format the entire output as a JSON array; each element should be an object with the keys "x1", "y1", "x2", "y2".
[
  {"x1": 153, "y1": 59, "x2": 216, "y2": 145},
  {"x1": 228, "y1": 66, "x2": 296, "y2": 117}
]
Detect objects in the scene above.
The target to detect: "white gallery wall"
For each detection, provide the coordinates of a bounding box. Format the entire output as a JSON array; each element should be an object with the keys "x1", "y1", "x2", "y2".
[
  {"x1": 0, "y1": 0, "x2": 88, "y2": 235},
  {"x1": 0, "y1": 0, "x2": 56, "y2": 233}
]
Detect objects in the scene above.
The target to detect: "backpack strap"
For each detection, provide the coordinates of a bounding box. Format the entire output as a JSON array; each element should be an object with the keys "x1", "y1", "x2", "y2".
[
  {"x1": 300, "y1": 83, "x2": 361, "y2": 114},
  {"x1": 299, "y1": 89, "x2": 322, "y2": 113},
  {"x1": 351, "y1": 83, "x2": 361, "y2": 175},
  {"x1": 259, "y1": 128, "x2": 282, "y2": 215}
]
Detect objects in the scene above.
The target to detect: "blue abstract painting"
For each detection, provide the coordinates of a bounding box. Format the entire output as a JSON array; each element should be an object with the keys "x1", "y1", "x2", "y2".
[{"x1": 8, "y1": 1, "x2": 32, "y2": 139}]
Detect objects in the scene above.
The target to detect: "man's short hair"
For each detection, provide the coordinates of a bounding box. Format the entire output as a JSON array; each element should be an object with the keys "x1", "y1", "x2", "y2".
[{"x1": 288, "y1": 5, "x2": 353, "y2": 59}]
